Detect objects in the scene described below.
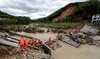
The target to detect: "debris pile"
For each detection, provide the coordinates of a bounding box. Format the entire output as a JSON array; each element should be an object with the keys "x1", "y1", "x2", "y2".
[
  {"x1": 0, "y1": 32, "x2": 54, "y2": 59},
  {"x1": 0, "y1": 46, "x2": 15, "y2": 55},
  {"x1": 57, "y1": 25, "x2": 100, "y2": 48},
  {"x1": 0, "y1": 45, "x2": 52, "y2": 59},
  {"x1": 46, "y1": 40, "x2": 61, "y2": 50},
  {"x1": 0, "y1": 24, "x2": 100, "y2": 59},
  {"x1": 0, "y1": 25, "x2": 45, "y2": 33}
]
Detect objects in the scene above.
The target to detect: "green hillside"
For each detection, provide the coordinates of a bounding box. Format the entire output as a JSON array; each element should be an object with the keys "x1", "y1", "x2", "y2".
[
  {"x1": 35, "y1": 0, "x2": 100, "y2": 22},
  {"x1": 0, "y1": 11, "x2": 31, "y2": 25}
]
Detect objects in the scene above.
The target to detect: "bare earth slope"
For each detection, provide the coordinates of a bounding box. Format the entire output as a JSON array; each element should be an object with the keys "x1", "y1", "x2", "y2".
[{"x1": 58, "y1": 6, "x2": 77, "y2": 20}]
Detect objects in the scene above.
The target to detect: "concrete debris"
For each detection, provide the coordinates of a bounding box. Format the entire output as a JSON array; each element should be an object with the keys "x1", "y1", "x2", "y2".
[
  {"x1": 0, "y1": 33, "x2": 19, "y2": 47},
  {"x1": 90, "y1": 36, "x2": 100, "y2": 41},
  {"x1": 80, "y1": 25, "x2": 99, "y2": 35},
  {"x1": 0, "y1": 38, "x2": 18, "y2": 47},
  {"x1": 57, "y1": 28, "x2": 100, "y2": 48},
  {"x1": 0, "y1": 24, "x2": 100, "y2": 59},
  {"x1": 60, "y1": 34, "x2": 80, "y2": 48},
  {"x1": 48, "y1": 40, "x2": 61, "y2": 50}
]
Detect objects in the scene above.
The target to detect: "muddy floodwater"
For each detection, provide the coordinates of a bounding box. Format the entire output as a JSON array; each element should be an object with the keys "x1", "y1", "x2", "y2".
[
  {"x1": 52, "y1": 40, "x2": 100, "y2": 59},
  {"x1": 15, "y1": 32, "x2": 58, "y2": 42}
]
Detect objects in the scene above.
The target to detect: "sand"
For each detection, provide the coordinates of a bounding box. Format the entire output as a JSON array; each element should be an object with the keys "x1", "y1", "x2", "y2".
[{"x1": 52, "y1": 40, "x2": 100, "y2": 59}]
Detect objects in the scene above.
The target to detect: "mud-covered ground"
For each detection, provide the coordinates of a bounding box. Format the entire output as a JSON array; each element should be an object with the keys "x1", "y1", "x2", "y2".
[{"x1": 0, "y1": 45, "x2": 52, "y2": 59}]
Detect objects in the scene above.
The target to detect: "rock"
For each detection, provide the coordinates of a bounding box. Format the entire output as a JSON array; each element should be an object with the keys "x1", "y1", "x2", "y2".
[
  {"x1": 91, "y1": 36, "x2": 100, "y2": 41},
  {"x1": 52, "y1": 18, "x2": 59, "y2": 22},
  {"x1": 80, "y1": 25, "x2": 99, "y2": 35}
]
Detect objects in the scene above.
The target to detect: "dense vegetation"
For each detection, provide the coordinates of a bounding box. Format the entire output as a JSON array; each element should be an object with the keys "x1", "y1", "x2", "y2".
[
  {"x1": 46, "y1": 22, "x2": 79, "y2": 27},
  {"x1": 69, "y1": 0, "x2": 100, "y2": 22},
  {"x1": 35, "y1": 0, "x2": 100, "y2": 22},
  {"x1": 34, "y1": 3, "x2": 78, "y2": 22},
  {"x1": 0, "y1": 11, "x2": 31, "y2": 25},
  {"x1": 0, "y1": 0, "x2": 100, "y2": 24},
  {"x1": 33, "y1": 22, "x2": 79, "y2": 28}
]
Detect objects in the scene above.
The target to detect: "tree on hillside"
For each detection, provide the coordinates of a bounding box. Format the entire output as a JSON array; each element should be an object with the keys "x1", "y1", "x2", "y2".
[{"x1": 78, "y1": 0, "x2": 100, "y2": 20}]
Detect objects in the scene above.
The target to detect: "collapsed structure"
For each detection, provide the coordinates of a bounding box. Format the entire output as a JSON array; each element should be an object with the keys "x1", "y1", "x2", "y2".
[
  {"x1": 0, "y1": 24, "x2": 100, "y2": 59},
  {"x1": 58, "y1": 25, "x2": 100, "y2": 47}
]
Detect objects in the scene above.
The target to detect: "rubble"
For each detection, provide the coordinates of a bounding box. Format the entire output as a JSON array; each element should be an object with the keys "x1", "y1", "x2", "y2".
[
  {"x1": 0, "y1": 24, "x2": 100, "y2": 59},
  {"x1": 47, "y1": 40, "x2": 61, "y2": 50},
  {"x1": 0, "y1": 32, "x2": 6, "y2": 38},
  {"x1": 57, "y1": 28, "x2": 100, "y2": 48},
  {"x1": 90, "y1": 36, "x2": 100, "y2": 41},
  {"x1": 0, "y1": 46, "x2": 14, "y2": 55},
  {"x1": 0, "y1": 25, "x2": 45, "y2": 33},
  {"x1": 0, "y1": 45, "x2": 52, "y2": 59},
  {"x1": 80, "y1": 25, "x2": 99, "y2": 35},
  {"x1": 59, "y1": 34, "x2": 80, "y2": 48}
]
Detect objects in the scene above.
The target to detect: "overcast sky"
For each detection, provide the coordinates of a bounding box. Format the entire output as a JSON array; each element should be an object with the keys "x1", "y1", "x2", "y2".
[{"x1": 0, "y1": 0, "x2": 87, "y2": 19}]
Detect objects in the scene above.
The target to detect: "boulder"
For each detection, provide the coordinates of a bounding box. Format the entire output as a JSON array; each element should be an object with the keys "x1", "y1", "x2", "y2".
[
  {"x1": 52, "y1": 18, "x2": 59, "y2": 22},
  {"x1": 80, "y1": 25, "x2": 99, "y2": 35}
]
